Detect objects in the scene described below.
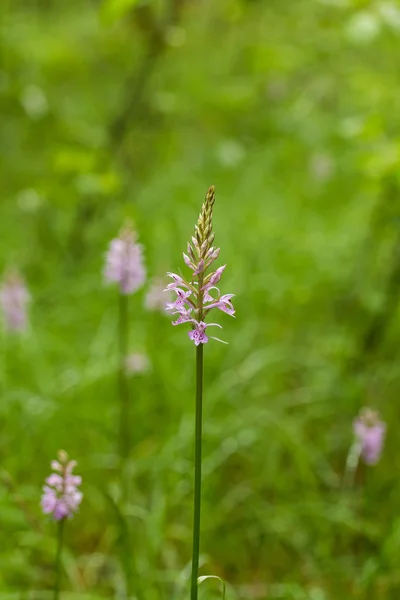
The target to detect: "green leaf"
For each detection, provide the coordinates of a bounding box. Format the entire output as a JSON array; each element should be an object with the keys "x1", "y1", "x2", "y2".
[{"x1": 198, "y1": 575, "x2": 226, "y2": 600}]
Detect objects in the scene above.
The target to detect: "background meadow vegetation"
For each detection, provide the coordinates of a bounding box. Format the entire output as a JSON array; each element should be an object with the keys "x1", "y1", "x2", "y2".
[{"x1": 1, "y1": 0, "x2": 400, "y2": 598}]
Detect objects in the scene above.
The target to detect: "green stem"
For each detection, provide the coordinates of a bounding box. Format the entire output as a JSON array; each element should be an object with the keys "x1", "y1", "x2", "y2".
[
  {"x1": 341, "y1": 440, "x2": 361, "y2": 495},
  {"x1": 117, "y1": 292, "x2": 134, "y2": 598},
  {"x1": 54, "y1": 519, "x2": 65, "y2": 600},
  {"x1": 191, "y1": 344, "x2": 204, "y2": 600},
  {"x1": 364, "y1": 466, "x2": 375, "y2": 600},
  {"x1": 118, "y1": 292, "x2": 130, "y2": 462}
]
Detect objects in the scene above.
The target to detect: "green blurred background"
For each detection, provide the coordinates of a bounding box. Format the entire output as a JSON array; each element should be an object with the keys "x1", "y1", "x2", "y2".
[{"x1": 1, "y1": 0, "x2": 400, "y2": 598}]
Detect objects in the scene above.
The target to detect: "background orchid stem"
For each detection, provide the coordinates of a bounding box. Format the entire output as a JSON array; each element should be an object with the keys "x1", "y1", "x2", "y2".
[
  {"x1": 54, "y1": 518, "x2": 65, "y2": 600},
  {"x1": 118, "y1": 291, "x2": 130, "y2": 469},
  {"x1": 191, "y1": 343, "x2": 204, "y2": 600},
  {"x1": 117, "y1": 291, "x2": 134, "y2": 597},
  {"x1": 341, "y1": 440, "x2": 361, "y2": 496}
]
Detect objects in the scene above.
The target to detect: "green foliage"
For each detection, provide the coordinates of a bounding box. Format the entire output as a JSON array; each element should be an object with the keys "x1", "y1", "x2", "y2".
[
  {"x1": 100, "y1": 0, "x2": 143, "y2": 25},
  {"x1": 1, "y1": 0, "x2": 400, "y2": 598}
]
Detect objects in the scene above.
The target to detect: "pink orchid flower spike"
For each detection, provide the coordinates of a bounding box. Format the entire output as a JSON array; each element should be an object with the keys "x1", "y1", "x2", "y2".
[{"x1": 164, "y1": 186, "x2": 235, "y2": 345}]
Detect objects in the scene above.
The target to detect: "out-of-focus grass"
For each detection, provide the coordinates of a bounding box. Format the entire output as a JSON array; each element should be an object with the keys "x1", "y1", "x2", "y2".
[{"x1": 1, "y1": 0, "x2": 400, "y2": 598}]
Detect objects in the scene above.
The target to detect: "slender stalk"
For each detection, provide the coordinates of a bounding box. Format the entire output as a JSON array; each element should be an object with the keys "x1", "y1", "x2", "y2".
[
  {"x1": 54, "y1": 518, "x2": 65, "y2": 600},
  {"x1": 364, "y1": 466, "x2": 375, "y2": 600},
  {"x1": 118, "y1": 292, "x2": 130, "y2": 462},
  {"x1": 191, "y1": 344, "x2": 204, "y2": 600},
  {"x1": 341, "y1": 440, "x2": 361, "y2": 495},
  {"x1": 117, "y1": 291, "x2": 134, "y2": 598}
]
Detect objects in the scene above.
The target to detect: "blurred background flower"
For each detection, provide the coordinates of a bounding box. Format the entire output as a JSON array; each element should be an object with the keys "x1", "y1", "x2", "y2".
[
  {"x1": 0, "y1": 271, "x2": 30, "y2": 333},
  {"x1": 353, "y1": 407, "x2": 386, "y2": 465},
  {"x1": 41, "y1": 451, "x2": 83, "y2": 520},
  {"x1": 104, "y1": 224, "x2": 146, "y2": 295},
  {"x1": 145, "y1": 277, "x2": 169, "y2": 312},
  {"x1": 124, "y1": 352, "x2": 151, "y2": 376}
]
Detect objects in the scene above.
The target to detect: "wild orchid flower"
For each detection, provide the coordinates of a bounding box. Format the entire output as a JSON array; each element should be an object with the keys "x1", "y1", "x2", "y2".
[
  {"x1": 104, "y1": 223, "x2": 146, "y2": 295},
  {"x1": 165, "y1": 186, "x2": 234, "y2": 600},
  {"x1": 165, "y1": 185, "x2": 235, "y2": 345},
  {"x1": 41, "y1": 450, "x2": 82, "y2": 520},
  {"x1": 0, "y1": 270, "x2": 30, "y2": 332},
  {"x1": 124, "y1": 352, "x2": 150, "y2": 376},
  {"x1": 353, "y1": 408, "x2": 386, "y2": 465},
  {"x1": 145, "y1": 277, "x2": 169, "y2": 312},
  {"x1": 41, "y1": 451, "x2": 82, "y2": 600}
]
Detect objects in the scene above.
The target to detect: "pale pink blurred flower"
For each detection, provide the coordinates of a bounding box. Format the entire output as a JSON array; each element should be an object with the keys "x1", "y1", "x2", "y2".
[
  {"x1": 124, "y1": 352, "x2": 151, "y2": 375},
  {"x1": 104, "y1": 224, "x2": 146, "y2": 295},
  {"x1": 0, "y1": 271, "x2": 30, "y2": 332},
  {"x1": 41, "y1": 450, "x2": 83, "y2": 520},
  {"x1": 353, "y1": 408, "x2": 386, "y2": 465},
  {"x1": 145, "y1": 277, "x2": 170, "y2": 312},
  {"x1": 309, "y1": 153, "x2": 334, "y2": 182}
]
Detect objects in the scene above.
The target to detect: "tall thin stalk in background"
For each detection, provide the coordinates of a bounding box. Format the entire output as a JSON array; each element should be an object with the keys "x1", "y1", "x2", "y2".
[
  {"x1": 165, "y1": 186, "x2": 235, "y2": 600},
  {"x1": 118, "y1": 292, "x2": 130, "y2": 460},
  {"x1": 104, "y1": 223, "x2": 146, "y2": 464},
  {"x1": 104, "y1": 224, "x2": 146, "y2": 598}
]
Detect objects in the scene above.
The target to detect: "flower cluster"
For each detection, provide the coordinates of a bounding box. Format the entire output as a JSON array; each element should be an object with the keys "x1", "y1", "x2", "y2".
[
  {"x1": 353, "y1": 408, "x2": 386, "y2": 465},
  {"x1": 41, "y1": 451, "x2": 83, "y2": 520},
  {"x1": 145, "y1": 277, "x2": 169, "y2": 312},
  {"x1": 165, "y1": 186, "x2": 235, "y2": 345},
  {"x1": 104, "y1": 223, "x2": 146, "y2": 295},
  {"x1": 124, "y1": 352, "x2": 151, "y2": 376},
  {"x1": 0, "y1": 270, "x2": 30, "y2": 333}
]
